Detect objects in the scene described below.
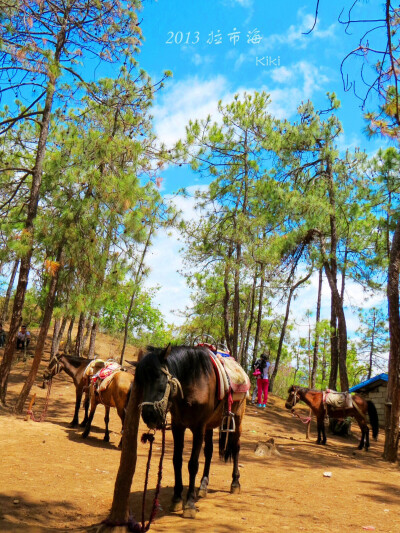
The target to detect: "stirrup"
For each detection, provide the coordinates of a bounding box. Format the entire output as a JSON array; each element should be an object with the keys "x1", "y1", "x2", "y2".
[{"x1": 220, "y1": 412, "x2": 236, "y2": 433}]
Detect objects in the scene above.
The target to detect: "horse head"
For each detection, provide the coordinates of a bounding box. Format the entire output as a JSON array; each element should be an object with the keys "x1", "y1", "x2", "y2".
[
  {"x1": 42, "y1": 352, "x2": 63, "y2": 384},
  {"x1": 136, "y1": 344, "x2": 182, "y2": 430},
  {"x1": 285, "y1": 385, "x2": 300, "y2": 410}
]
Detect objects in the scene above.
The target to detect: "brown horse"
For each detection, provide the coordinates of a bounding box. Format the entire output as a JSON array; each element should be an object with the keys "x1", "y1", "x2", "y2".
[
  {"x1": 136, "y1": 345, "x2": 246, "y2": 518},
  {"x1": 43, "y1": 353, "x2": 103, "y2": 428},
  {"x1": 285, "y1": 385, "x2": 379, "y2": 450},
  {"x1": 82, "y1": 368, "x2": 134, "y2": 445}
]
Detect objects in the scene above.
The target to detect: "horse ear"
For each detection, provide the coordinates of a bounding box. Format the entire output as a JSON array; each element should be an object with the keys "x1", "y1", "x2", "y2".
[{"x1": 163, "y1": 343, "x2": 172, "y2": 360}]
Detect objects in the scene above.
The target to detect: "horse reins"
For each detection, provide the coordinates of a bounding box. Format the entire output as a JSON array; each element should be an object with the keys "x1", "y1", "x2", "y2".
[
  {"x1": 290, "y1": 389, "x2": 312, "y2": 424},
  {"x1": 139, "y1": 366, "x2": 183, "y2": 423},
  {"x1": 27, "y1": 377, "x2": 53, "y2": 422}
]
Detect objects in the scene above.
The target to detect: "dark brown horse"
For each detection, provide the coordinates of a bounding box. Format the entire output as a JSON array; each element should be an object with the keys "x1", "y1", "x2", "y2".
[
  {"x1": 43, "y1": 353, "x2": 104, "y2": 427},
  {"x1": 82, "y1": 369, "x2": 134, "y2": 444},
  {"x1": 136, "y1": 345, "x2": 246, "y2": 518},
  {"x1": 285, "y1": 385, "x2": 379, "y2": 450}
]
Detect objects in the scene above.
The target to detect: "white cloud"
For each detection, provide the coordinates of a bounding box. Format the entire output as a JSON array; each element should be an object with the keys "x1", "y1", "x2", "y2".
[
  {"x1": 152, "y1": 76, "x2": 230, "y2": 147},
  {"x1": 261, "y1": 12, "x2": 336, "y2": 51},
  {"x1": 222, "y1": 0, "x2": 253, "y2": 7}
]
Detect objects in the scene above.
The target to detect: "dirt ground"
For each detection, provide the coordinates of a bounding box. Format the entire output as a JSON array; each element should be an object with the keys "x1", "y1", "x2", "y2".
[{"x1": 0, "y1": 339, "x2": 400, "y2": 533}]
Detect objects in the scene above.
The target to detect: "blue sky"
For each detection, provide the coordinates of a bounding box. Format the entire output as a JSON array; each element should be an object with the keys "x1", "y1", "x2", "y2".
[{"x1": 132, "y1": 0, "x2": 389, "y2": 335}]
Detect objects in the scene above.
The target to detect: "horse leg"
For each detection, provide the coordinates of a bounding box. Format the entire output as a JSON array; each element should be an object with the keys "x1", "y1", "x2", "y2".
[
  {"x1": 80, "y1": 388, "x2": 90, "y2": 427},
  {"x1": 104, "y1": 405, "x2": 110, "y2": 442},
  {"x1": 358, "y1": 418, "x2": 368, "y2": 450},
  {"x1": 116, "y1": 403, "x2": 126, "y2": 448},
  {"x1": 70, "y1": 386, "x2": 83, "y2": 428},
  {"x1": 82, "y1": 395, "x2": 97, "y2": 439},
  {"x1": 316, "y1": 414, "x2": 326, "y2": 445},
  {"x1": 183, "y1": 427, "x2": 204, "y2": 519},
  {"x1": 170, "y1": 424, "x2": 185, "y2": 513},
  {"x1": 199, "y1": 428, "x2": 213, "y2": 498},
  {"x1": 230, "y1": 413, "x2": 243, "y2": 494}
]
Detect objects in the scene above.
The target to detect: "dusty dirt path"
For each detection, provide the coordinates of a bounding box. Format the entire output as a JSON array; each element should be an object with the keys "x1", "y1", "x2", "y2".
[{"x1": 0, "y1": 352, "x2": 399, "y2": 533}]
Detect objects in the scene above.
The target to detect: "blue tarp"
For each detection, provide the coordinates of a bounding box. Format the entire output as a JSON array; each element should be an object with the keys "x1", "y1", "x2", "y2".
[{"x1": 349, "y1": 373, "x2": 388, "y2": 392}]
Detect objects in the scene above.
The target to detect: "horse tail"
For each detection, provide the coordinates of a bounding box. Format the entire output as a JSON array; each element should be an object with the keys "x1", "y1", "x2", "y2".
[
  {"x1": 367, "y1": 400, "x2": 379, "y2": 439},
  {"x1": 219, "y1": 429, "x2": 233, "y2": 462}
]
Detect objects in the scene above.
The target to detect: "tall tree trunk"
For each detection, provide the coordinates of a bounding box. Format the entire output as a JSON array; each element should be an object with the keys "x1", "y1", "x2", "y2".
[
  {"x1": 311, "y1": 268, "x2": 323, "y2": 388},
  {"x1": 103, "y1": 381, "x2": 141, "y2": 527},
  {"x1": 88, "y1": 312, "x2": 99, "y2": 359},
  {"x1": 15, "y1": 248, "x2": 63, "y2": 413},
  {"x1": 120, "y1": 226, "x2": 153, "y2": 365},
  {"x1": 232, "y1": 243, "x2": 241, "y2": 361},
  {"x1": 368, "y1": 311, "x2": 376, "y2": 380},
  {"x1": 74, "y1": 312, "x2": 86, "y2": 357},
  {"x1": 54, "y1": 315, "x2": 68, "y2": 354},
  {"x1": 326, "y1": 159, "x2": 340, "y2": 391},
  {"x1": 50, "y1": 318, "x2": 61, "y2": 358},
  {"x1": 243, "y1": 267, "x2": 258, "y2": 369},
  {"x1": 321, "y1": 335, "x2": 328, "y2": 387},
  {"x1": 64, "y1": 317, "x2": 75, "y2": 354},
  {"x1": 269, "y1": 270, "x2": 312, "y2": 392},
  {"x1": 1, "y1": 259, "x2": 19, "y2": 324},
  {"x1": 238, "y1": 287, "x2": 252, "y2": 366},
  {"x1": 0, "y1": 54, "x2": 60, "y2": 404},
  {"x1": 324, "y1": 261, "x2": 348, "y2": 391},
  {"x1": 329, "y1": 304, "x2": 339, "y2": 389},
  {"x1": 383, "y1": 221, "x2": 400, "y2": 462},
  {"x1": 222, "y1": 246, "x2": 233, "y2": 354},
  {"x1": 81, "y1": 316, "x2": 92, "y2": 355},
  {"x1": 252, "y1": 267, "x2": 265, "y2": 367}
]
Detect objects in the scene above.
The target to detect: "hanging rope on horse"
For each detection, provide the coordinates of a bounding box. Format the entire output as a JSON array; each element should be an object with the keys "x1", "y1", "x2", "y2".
[
  {"x1": 26, "y1": 378, "x2": 53, "y2": 422},
  {"x1": 101, "y1": 428, "x2": 166, "y2": 533},
  {"x1": 291, "y1": 408, "x2": 312, "y2": 424}
]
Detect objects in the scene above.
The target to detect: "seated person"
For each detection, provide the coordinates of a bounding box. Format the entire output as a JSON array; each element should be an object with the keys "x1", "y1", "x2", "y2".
[
  {"x1": 0, "y1": 323, "x2": 6, "y2": 347},
  {"x1": 16, "y1": 325, "x2": 31, "y2": 350}
]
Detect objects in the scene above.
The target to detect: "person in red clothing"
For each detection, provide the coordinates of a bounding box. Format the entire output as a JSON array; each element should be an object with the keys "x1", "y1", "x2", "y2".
[{"x1": 255, "y1": 352, "x2": 270, "y2": 408}]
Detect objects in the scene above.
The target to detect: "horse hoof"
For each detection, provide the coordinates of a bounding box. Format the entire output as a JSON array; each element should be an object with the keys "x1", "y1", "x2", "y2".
[
  {"x1": 69, "y1": 422, "x2": 77, "y2": 428},
  {"x1": 103, "y1": 436, "x2": 110, "y2": 443},
  {"x1": 79, "y1": 420, "x2": 87, "y2": 427},
  {"x1": 230, "y1": 485, "x2": 241, "y2": 495},
  {"x1": 183, "y1": 505, "x2": 197, "y2": 519},
  {"x1": 170, "y1": 499, "x2": 183, "y2": 513},
  {"x1": 82, "y1": 432, "x2": 88, "y2": 439},
  {"x1": 198, "y1": 478, "x2": 209, "y2": 498}
]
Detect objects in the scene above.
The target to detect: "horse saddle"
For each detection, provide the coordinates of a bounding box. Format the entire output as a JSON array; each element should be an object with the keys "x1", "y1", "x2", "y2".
[
  {"x1": 208, "y1": 351, "x2": 250, "y2": 401},
  {"x1": 323, "y1": 389, "x2": 353, "y2": 410},
  {"x1": 97, "y1": 370, "x2": 123, "y2": 393},
  {"x1": 83, "y1": 358, "x2": 105, "y2": 378},
  {"x1": 91, "y1": 360, "x2": 121, "y2": 387}
]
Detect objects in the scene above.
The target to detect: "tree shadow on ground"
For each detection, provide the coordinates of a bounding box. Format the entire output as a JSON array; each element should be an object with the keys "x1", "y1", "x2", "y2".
[{"x1": 0, "y1": 490, "x2": 89, "y2": 532}]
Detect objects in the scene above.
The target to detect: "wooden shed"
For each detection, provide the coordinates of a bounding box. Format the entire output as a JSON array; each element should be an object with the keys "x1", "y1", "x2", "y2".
[{"x1": 349, "y1": 373, "x2": 388, "y2": 427}]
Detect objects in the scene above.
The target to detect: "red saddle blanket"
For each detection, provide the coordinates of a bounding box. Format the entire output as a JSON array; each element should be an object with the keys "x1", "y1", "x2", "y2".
[{"x1": 91, "y1": 361, "x2": 121, "y2": 384}]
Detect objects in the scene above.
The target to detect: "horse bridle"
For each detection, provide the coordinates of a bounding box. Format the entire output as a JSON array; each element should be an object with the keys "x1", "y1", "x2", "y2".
[
  {"x1": 43, "y1": 355, "x2": 62, "y2": 382},
  {"x1": 139, "y1": 365, "x2": 184, "y2": 422}
]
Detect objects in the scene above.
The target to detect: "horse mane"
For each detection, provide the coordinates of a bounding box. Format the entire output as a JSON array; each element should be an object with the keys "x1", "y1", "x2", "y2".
[
  {"x1": 61, "y1": 354, "x2": 91, "y2": 367},
  {"x1": 168, "y1": 345, "x2": 214, "y2": 381},
  {"x1": 137, "y1": 345, "x2": 214, "y2": 383}
]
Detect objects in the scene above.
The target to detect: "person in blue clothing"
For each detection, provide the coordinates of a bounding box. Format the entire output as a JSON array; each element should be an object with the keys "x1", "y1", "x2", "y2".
[{"x1": 254, "y1": 352, "x2": 270, "y2": 408}]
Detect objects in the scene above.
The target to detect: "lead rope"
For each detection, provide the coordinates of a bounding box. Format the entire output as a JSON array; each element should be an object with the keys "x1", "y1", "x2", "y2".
[
  {"x1": 102, "y1": 428, "x2": 166, "y2": 532},
  {"x1": 26, "y1": 378, "x2": 53, "y2": 422},
  {"x1": 141, "y1": 427, "x2": 166, "y2": 531}
]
